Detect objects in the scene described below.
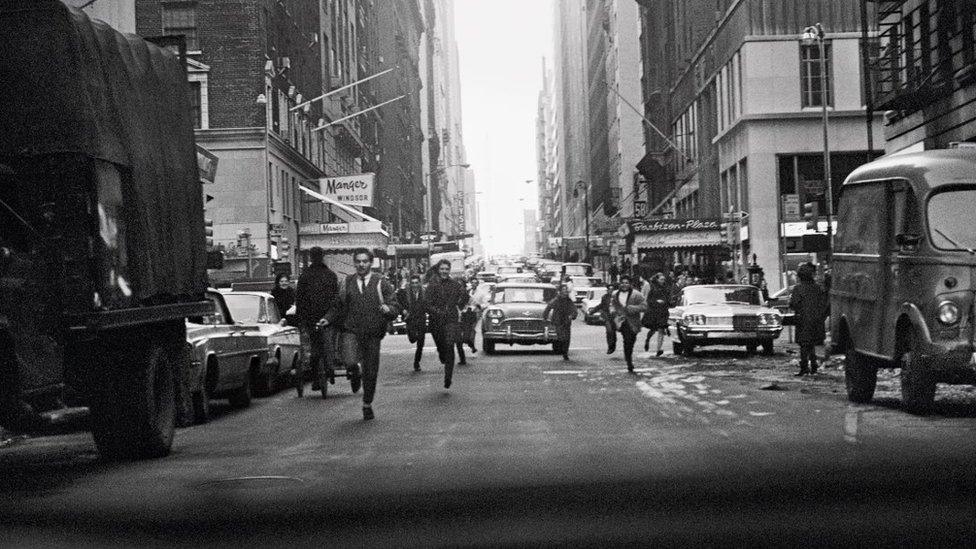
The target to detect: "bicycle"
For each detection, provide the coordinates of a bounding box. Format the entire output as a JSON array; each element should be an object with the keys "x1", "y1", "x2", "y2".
[{"x1": 293, "y1": 322, "x2": 361, "y2": 399}]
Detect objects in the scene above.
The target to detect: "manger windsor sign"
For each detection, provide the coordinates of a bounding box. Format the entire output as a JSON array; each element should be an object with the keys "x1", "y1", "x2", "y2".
[{"x1": 319, "y1": 173, "x2": 376, "y2": 207}]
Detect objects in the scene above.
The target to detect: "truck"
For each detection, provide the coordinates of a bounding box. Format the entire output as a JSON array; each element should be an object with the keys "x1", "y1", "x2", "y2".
[{"x1": 0, "y1": 1, "x2": 212, "y2": 459}]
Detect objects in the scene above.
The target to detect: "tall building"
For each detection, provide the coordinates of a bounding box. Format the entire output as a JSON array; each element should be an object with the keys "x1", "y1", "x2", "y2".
[
  {"x1": 536, "y1": 58, "x2": 559, "y2": 257},
  {"x1": 523, "y1": 209, "x2": 539, "y2": 257},
  {"x1": 634, "y1": 0, "x2": 884, "y2": 288},
  {"x1": 420, "y1": 0, "x2": 475, "y2": 250}
]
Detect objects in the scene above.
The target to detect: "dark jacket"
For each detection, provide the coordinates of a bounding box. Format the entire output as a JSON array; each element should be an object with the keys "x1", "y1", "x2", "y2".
[
  {"x1": 295, "y1": 263, "x2": 338, "y2": 327},
  {"x1": 270, "y1": 286, "x2": 295, "y2": 318},
  {"x1": 544, "y1": 295, "x2": 578, "y2": 342},
  {"x1": 642, "y1": 282, "x2": 670, "y2": 330},
  {"x1": 340, "y1": 273, "x2": 400, "y2": 339},
  {"x1": 396, "y1": 286, "x2": 428, "y2": 338},
  {"x1": 425, "y1": 276, "x2": 469, "y2": 329},
  {"x1": 789, "y1": 280, "x2": 829, "y2": 345},
  {"x1": 596, "y1": 292, "x2": 616, "y2": 325}
]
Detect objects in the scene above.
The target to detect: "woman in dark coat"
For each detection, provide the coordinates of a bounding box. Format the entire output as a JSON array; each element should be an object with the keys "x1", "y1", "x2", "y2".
[
  {"x1": 642, "y1": 272, "x2": 670, "y2": 356},
  {"x1": 788, "y1": 263, "x2": 829, "y2": 376},
  {"x1": 270, "y1": 273, "x2": 296, "y2": 319},
  {"x1": 544, "y1": 285, "x2": 578, "y2": 361}
]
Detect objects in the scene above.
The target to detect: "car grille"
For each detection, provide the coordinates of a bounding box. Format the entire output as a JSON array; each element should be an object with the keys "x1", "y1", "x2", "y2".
[
  {"x1": 732, "y1": 315, "x2": 760, "y2": 331},
  {"x1": 705, "y1": 316, "x2": 733, "y2": 326},
  {"x1": 503, "y1": 319, "x2": 547, "y2": 333}
]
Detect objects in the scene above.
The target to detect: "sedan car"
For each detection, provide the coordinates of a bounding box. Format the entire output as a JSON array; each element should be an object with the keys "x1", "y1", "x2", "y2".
[
  {"x1": 222, "y1": 291, "x2": 303, "y2": 395},
  {"x1": 669, "y1": 285, "x2": 783, "y2": 356},
  {"x1": 567, "y1": 276, "x2": 603, "y2": 304},
  {"x1": 481, "y1": 283, "x2": 559, "y2": 354},
  {"x1": 185, "y1": 290, "x2": 269, "y2": 424},
  {"x1": 582, "y1": 287, "x2": 609, "y2": 324}
]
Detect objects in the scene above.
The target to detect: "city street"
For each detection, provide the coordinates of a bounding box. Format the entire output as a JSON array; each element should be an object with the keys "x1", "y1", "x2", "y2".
[{"x1": 4, "y1": 320, "x2": 976, "y2": 546}]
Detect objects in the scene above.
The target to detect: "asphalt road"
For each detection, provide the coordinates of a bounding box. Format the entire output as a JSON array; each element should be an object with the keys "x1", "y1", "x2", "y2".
[{"x1": 4, "y1": 321, "x2": 976, "y2": 546}]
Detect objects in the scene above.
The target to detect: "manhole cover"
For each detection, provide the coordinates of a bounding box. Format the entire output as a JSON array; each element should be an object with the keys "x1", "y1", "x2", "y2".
[{"x1": 194, "y1": 475, "x2": 305, "y2": 491}]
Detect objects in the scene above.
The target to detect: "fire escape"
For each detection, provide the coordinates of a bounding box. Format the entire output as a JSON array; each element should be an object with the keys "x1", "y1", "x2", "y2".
[{"x1": 867, "y1": 0, "x2": 975, "y2": 113}]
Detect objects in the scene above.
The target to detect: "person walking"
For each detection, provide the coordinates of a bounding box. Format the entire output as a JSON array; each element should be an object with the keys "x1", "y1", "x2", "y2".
[
  {"x1": 270, "y1": 273, "x2": 295, "y2": 319},
  {"x1": 789, "y1": 263, "x2": 829, "y2": 376},
  {"x1": 642, "y1": 272, "x2": 670, "y2": 356},
  {"x1": 595, "y1": 283, "x2": 618, "y2": 354},
  {"x1": 426, "y1": 259, "x2": 469, "y2": 389},
  {"x1": 338, "y1": 248, "x2": 400, "y2": 420},
  {"x1": 396, "y1": 274, "x2": 428, "y2": 372},
  {"x1": 608, "y1": 262, "x2": 619, "y2": 284},
  {"x1": 544, "y1": 285, "x2": 578, "y2": 361},
  {"x1": 294, "y1": 247, "x2": 340, "y2": 392},
  {"x1": 610, "y1": 275, "x2": 647, "y2": 372}
]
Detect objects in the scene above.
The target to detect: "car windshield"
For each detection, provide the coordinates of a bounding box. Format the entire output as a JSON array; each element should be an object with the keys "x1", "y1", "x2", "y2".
[
  {"x1": 563, "y1": 265, "x2": 588, "y2": 276},
  {"x1": 569, "y1": 276, "x2": 596, "y2": 287},
  {"x1": 223, "y1": 294, "x2": 271, "y2": 324},
  {"x1": 683, "y1": 286, "x2": 762, "y2": 305},
  {"x1": 928, "y1": 189, "x2": 976, "y2": 252},
  {"x1": 494, "y1": 287, "x2": 555, "y2": 303}
]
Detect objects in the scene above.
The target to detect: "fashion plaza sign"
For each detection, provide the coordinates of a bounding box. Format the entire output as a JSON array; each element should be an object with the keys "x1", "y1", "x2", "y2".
[{"x1": 319, "y1": 173, "x2": 375, "y2": 207}]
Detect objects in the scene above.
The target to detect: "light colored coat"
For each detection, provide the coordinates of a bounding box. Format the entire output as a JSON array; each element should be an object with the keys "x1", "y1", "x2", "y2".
[{"x1": 610, "y1": 289, "x2": 647, "y2": 333}]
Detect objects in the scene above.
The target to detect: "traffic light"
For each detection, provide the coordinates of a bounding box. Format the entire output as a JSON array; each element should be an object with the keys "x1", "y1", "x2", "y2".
[
  {"x1": 719, "y1": 222, "x2": 730, "y2": 243},
  {"x1": 204, "y1": 218, "x2": 214, "y2": 248},
  {"x1": 803, "y1": 202, "x2": 819, "y2": 230},
  {"x1": 279, "y1": 236, "x2": 290, "y2": 260}
]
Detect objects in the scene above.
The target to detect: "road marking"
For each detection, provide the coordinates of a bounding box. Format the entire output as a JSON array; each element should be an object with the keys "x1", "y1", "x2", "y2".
[
  {"x1": 543, "y1": 370, "x2": 585, "y2": 375},
  {"x1": 748, "y1": 411, "x2": 775, "y2": 417}
]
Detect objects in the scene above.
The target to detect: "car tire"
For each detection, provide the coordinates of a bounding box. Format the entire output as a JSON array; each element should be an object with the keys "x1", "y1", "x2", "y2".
[
  {"x1": 483, "y1": 340, "x2": 496, "y2": 355},
  {"x1": 900, "y1": 338, "x2": 936, "y2": 414},
  {"x1": 761, "y1": 340, "x2": 774, "y2": 355},
  {"x1": 228, "y1": 376, "x2": 252, "y2": 409},
  {"x1": 746, "y1": 344, "x2": 758, "y2": 355},
  {"x1": 844, "y1": 350, "x2": 877, "y2": 404},
  {"x1": 90, "y1": 340, "x2": 175, "y2": 460},
  {"x1": 254, "y1": 357, "x2": 278, "y2": 397}
]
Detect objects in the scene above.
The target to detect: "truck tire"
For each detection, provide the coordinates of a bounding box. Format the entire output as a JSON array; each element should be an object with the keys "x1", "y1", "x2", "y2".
[
  {"x1": 90, "y1": 342, "x2": 175, "y2": 460},
  {"x1": 228, "y1": 376, "x2": 252, "y2": 409},
  {"x1": 844, "y1": 350, "x2": 877, "y2": 404},
  {"x1": 900, "y1": 343, "x2": 936, "y2": 414}
]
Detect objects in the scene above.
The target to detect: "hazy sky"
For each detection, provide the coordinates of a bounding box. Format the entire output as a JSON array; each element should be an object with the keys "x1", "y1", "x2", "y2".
[{"x1": 454, "y1": 0, "x2": 554, "y2": 255}]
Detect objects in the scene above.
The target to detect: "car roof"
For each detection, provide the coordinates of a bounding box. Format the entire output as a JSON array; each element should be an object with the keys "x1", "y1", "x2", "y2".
[
  {"x1": 845, "y1": 148, "x2": 976, "y2": 195},
  {"x1": 492, "y1": 282, "x2": 557, "y2": 289}
]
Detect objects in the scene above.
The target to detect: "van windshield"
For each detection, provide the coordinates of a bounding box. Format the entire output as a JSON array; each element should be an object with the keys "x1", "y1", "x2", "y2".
[{"x1": 928, "y1": 189, "x2": 976, "y2": 252}]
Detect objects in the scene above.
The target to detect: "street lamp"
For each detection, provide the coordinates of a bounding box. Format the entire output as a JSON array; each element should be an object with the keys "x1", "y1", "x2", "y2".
[
  {"x1": 573, "y1": 180, "x2": 590, "y2": 262},
  {"x1": 801, "y1": 23, "x2": 834, "y2": 259}
]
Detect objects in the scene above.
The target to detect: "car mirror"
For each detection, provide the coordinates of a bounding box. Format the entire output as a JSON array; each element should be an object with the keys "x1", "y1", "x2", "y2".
[{"x1": 896, "y1": 233, "x2": 921, "y2": 249}]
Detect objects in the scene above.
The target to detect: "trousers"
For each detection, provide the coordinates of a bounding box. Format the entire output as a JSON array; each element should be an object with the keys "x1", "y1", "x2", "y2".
[
  {"x1": 799, "y1": 344, "x2": 819, "y2": 372},
  {"x1": 605, "y1": 320, "x2": 617, "y2": 352},
  {"x1": 620, "y1": 323, "x2": 637, "y2": 367},
  {"x1": 413, "y1": 333, "x2": 426, "y2": 366},
  {"x1": 345, "y1": 334, "x2": 382, "y2": 405}
]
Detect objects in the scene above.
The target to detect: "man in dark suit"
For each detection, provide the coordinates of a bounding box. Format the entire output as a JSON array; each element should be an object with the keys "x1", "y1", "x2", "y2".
[
  {"x1": 397, "y1": 274, "x2": 428, "y2": 372},
  {"x1": 294, "y1": 247, "x2": 339, "y2": 391},
  {"x1": 425, "y1": 259, "x2": 469, "y2": 389},
  {"x1": 337, "y1": 248, "x2": 400, "y2": 420}
]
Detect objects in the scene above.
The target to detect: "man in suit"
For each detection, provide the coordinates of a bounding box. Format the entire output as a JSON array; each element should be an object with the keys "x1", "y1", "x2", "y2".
[
  {"x1": 426, "y1": 259, "x2": 469, "y2": 389},
  {"x1": 610, "y1": 275, "x2": 647, "y2": 372},
  {"x1": 337, "y1": 248, "x2": 400, "y2": 420},
  {"x1": 396, "y1": 274, "x2": 427, "y2": 372}
]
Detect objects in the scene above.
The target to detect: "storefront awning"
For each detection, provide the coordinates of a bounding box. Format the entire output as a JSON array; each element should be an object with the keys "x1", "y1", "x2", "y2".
[
  {"x1": 633, "y1": 230, "x2": 724, "y2": 250},
  {"x1": 299, "y1": 185, "x2": 385, "y2": 226}
]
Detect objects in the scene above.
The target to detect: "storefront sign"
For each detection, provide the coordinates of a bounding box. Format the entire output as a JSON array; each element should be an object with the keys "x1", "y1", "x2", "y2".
[
  {"x1": 633, "y1": 230, "x2": 724, "y2": 249},
  {"x1": 319, "y1": 173, "x2": 375, "y2": 207},
  {"x1": 628, "y1": 218, "x2": 721, "y2": 233},
  {"x1": 322, "y1": 223, "x2": 349, "y2": 234},
  {"x1": 781, "y1": 194, "x2": 800, "y2": 221}
]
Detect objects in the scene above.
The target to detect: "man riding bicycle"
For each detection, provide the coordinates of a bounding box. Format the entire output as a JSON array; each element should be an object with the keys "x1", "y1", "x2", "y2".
[{"x1": 295, "y1": 247, "x2": 341, "y2": 390}]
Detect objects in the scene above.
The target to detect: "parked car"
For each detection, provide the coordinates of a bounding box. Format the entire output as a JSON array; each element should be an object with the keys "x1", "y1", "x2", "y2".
[
  {"x1": 498, "y1": 272, "x2": 539, "y2": 284},
  {"x1": 582, "y1": 287, "x2": 610, "y2": 324},
  {"x1": 185, "y1": 290, "x2": 269, "y2": 424},
  {"x1": 481, "y1": 283, "x2": 559, "y2": 354},
  {"x1": 222, "y1": 291, "x2": 303, "y2": 395},
  {"x1": 567, "y1": 276, "x2": 604, "y2": 304},
  {"x1": 766, "y1": 285, "x2": 796, "y2": 326},
  {"x1": 669, "y1": 285, "x2": 783, "y2": 356}
]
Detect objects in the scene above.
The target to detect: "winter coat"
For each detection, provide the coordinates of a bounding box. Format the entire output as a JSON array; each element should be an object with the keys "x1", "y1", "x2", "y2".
[
  {"x1": 294, "y1": 263, "x2": 339, "y2": 328},
  {"x1": 789, "y1": 280, "x2": 829, "y2": 345},
  {"x1": 270, "y1": 286, "x2": 295, "y2": 318},
  {"x1": 641, "y1": 282, "x2": 670, "y2": 330},
  {"x1": 610, "y1": 289, "x2": 647, "y2": 333},
  {"x1": 544, "y1": 295, "x2": 578, "y2": 342}
]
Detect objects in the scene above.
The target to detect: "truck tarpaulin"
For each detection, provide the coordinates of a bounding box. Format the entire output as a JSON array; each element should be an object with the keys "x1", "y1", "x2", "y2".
[{"x1": 0, "y1": 0, "x2": 207, "y2": 302}]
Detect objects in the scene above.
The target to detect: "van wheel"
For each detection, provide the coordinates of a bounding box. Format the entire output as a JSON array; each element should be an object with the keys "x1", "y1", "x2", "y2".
[
  {"x1": 91, "y1": 341, "x2": 175, "y2": 460},
  {"x1": 900, "y1": 340, "x2": 936, "y2": 414},
  {"x1": 844, "y1": 350, "x2": 877, "y2": 403}
]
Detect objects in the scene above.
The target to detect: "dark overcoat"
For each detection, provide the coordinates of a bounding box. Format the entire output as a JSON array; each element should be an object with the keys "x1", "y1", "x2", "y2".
[
  {"x1": 789, "y1": 280, "x2": 829, "y2": 345},
  {"x1": 396, "y1": 286, "x2": 427, "y2": 341},
  {"x1": 641, "y1": 282, "x2": 670, "y2": 330},
  {"x1": 544, "y1": 295, "x2": 578, "y2": 342}
]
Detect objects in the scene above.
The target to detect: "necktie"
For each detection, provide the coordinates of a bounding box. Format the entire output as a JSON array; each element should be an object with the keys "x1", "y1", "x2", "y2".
[{"x1": 359, "y1": 276, "x2": 366, "y2": 294}]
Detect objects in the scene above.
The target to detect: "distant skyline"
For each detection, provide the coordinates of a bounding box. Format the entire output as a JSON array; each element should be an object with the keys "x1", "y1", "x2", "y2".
[{"x1": 454, "y1": 0, "x2": 553, "y2": 256}]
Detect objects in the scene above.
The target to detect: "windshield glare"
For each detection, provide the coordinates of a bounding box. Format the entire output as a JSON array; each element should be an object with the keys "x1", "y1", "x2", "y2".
[
  {"x1": 928, "y1": 189, "x2": 976, "y2": 251},
  {"x1": 223, "y1": 294, "x2": 264, "y2": 323},
  {"x1": 495, "y1": 287, "x2": 554, "y2": 303},
  {"x1": 683, "y1": 286, "x2": 762, "y2": 305}
]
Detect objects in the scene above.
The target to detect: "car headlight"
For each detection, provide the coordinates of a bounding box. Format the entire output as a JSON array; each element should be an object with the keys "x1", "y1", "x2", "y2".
[
  {"x1": 759, "y1": 313, "x2": 782, "y2": 326},
  {"x1": 487, "y1": 308, "x2": 504, "y2": 318},
  {"x1": 938, "y1": 301, "x2": 960, "y2": 325},
  {"x1": 682, "y1": 314, "x2": 706, "y2": 325}
]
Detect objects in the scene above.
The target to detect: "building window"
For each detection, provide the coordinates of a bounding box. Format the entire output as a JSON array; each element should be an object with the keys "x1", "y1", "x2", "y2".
[
  {"x1": 800, "y1": 42, "x2": 833, "y2": 108},
  {"x1": 187, "y1": 81, "x2": 201, "y2": 129},
  {"x1": 162, "y1": 2, "x2": 199, "y2": 52}
]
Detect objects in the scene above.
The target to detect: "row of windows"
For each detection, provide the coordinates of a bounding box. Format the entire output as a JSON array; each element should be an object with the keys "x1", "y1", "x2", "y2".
[
  {"x1": 672, "y1": 100, "x2": 699, "y2": 165},
  {"x1": 716, "y1": 51, "x2": 743, "y2": 132}
]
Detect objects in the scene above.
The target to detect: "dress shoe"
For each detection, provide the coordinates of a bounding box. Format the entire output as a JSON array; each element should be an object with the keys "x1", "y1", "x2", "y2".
[
  {"x1": 627, "y1": 363, "x2": 635, "y2": 372},
  {"x1": 562, "y1": 354, "x2": 569, "y2": 361},
  {"x1": 362, "y1": 406, "x2": 374, "y2": 420},
  {"x1": 656, "y1": 350, "x2": 664, "y2": 357},
  {"x1": 644, "y1": 340, "x2": 650, "y2": 352},
  {"x1": 607, "y1": 347, "x2": 616, "y2": 354},
  {"x1": 413, "y1": 363, "x2": 421, "y2": 372},
  {"x1": 458, "y1": 360, "x2": 467, "y2": 365},
  {"x1": 794, "y1": 369, "x2": 809, "y2": 377}
]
